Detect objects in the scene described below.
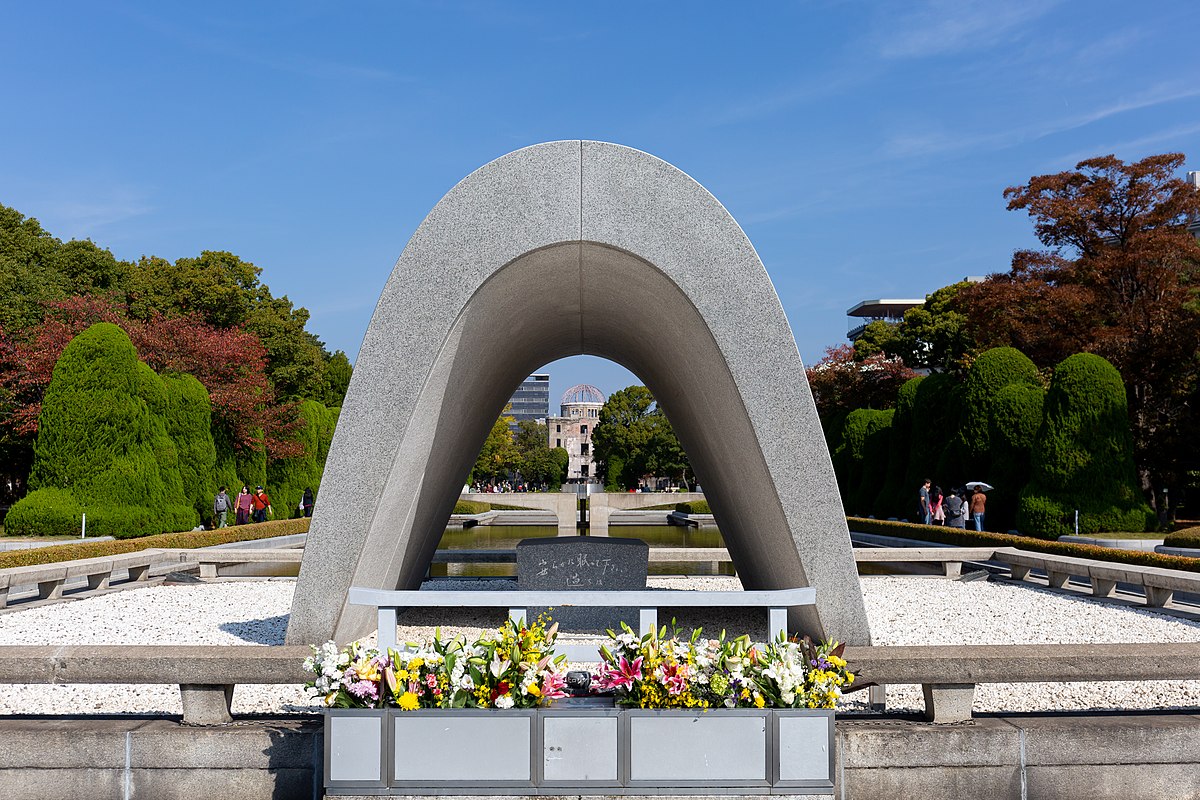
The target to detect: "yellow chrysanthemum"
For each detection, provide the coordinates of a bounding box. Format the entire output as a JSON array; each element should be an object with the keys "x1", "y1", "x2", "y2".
[{"x1": 398, "y1": 691, "x2": 420, "y2": 711}]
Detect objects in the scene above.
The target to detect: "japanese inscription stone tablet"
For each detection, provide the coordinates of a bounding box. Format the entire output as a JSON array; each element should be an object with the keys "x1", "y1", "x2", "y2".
[
  {"x1": 517, "y1": 536, "x2": 649, "y2": 590},
  {"x1": 516, "y1": 537, "x2": 649, "y2": 631}
]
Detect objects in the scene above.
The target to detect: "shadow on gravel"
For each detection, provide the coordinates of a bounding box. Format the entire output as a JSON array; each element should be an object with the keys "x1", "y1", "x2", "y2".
[{"x1": 219, "y1": 613, "x2": 290, "y2": 644}]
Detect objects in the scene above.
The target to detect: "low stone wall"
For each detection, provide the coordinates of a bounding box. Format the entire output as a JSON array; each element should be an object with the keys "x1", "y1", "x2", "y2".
[
  {"x1": 0, "y1": 717, "x2": 321, "y2": 800},
  {"x1": 2, "y1": 712, "x2": 1197, "y2": 799}
]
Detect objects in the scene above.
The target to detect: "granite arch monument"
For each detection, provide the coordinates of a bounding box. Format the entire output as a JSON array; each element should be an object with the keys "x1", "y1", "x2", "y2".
[{"x1": 287, "y1": 141, "x2": 871, "y2": 646}]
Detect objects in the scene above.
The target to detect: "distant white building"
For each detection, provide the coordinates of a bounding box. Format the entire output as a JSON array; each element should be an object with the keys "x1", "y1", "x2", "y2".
[
  {"x1": 845, "y1": 298, "x2": 923, "y2": 342},
  {"x1": 546, "y1": 384, "x2": 605, "y2": 482}
]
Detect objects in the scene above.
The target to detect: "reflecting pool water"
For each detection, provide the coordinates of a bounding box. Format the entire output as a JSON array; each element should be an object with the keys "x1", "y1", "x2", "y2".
[{"x1": 430, "y1": 524, "x2": 733, "y2": 577}]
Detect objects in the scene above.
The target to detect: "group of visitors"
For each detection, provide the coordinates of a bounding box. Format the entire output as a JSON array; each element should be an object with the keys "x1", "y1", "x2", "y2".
[
  {"x1": 919, "y1": 478, "x2": 987, "y2": 531},
  {"x1": 211, "y1": 485, "x2": 314, "y2": 528}
]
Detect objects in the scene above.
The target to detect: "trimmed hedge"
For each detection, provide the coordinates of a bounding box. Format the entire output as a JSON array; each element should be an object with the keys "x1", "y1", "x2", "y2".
[
  {"x1": 874, "y1": 377, "x2": 921, "y2": 519},
  {"x1": 985, "y1": 381, "x2": 1045, "y2": 532},
  {"x1": 848, "y1": 516, "x2": 1200, "y2": 573},
  {"x1": 13, "y1": 323, "x2": 197, "y2": 537},
  {"x1": 675, "y1": 500, "x2": 712, "y2": 514},
  {"x1": 1164, "y1": 526, "x2": 1200, "y2": 549},
  {"x1": 162, "y1": 373, "x2": 218, "y2": 524},
  {"x1": 3, "y1": 488, "x2": 82, "y2": 537},
  {"x1": 1017, "y1": 353, "x2": 1153, "y2": 538},
  {"x1": 0, "y1": 518, "x2": 310, "y2": 570},
  {"x1": 906, "y1": 373, "x2": 961, "y2": 515},
  {"x1": 831, "y1": 408, "x2": 893, "y2": 515}
]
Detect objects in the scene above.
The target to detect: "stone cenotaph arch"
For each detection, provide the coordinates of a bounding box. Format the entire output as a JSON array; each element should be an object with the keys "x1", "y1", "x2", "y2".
[{"x1": 286, "y1": 141, "x2": 871, "y2": 647}]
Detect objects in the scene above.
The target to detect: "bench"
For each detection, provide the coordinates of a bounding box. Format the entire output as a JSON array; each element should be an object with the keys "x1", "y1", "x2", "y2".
[
  {"x1": 844, "y1": 641, "x2": 1200, "y2": 722},
  {"x1": 991, "y1": 547, "x2": 1200, "y2": 607},
  {"x1": 185, "y1": 548, "x2": 304, "y2": 578},
  {"x1": 852, "y1": 546, "x2": 998, "y2": 577},
  {"x1": 0, "y1": 644, "x2": 310, "y2": 724},
  {"x1": 0, "y1": 551, "x2": 161, "y2": 607},
  {"x1": 348, "y1": 585, "x2": 816, "y2": 661}
]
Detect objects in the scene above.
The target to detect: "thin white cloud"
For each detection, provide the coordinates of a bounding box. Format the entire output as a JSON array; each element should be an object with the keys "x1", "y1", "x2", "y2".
[
  {"x1": 881, "y1": 83, "x2": 1200, "y2": 160},
  {"x1": 878, "y1": 0, "x2": 1059, "y2": 59},
  {"x1": 1050, "y1": 121, "x2": 1200, "y2": 168},
  {"x1": 30, "y1": 187, "x2": 153, "y2": 240}
]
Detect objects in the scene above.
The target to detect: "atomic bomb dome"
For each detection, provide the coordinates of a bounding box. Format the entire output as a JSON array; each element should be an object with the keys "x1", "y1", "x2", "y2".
[{"x1": 561, "y1": 383, "x2": 605, "y2": 408}]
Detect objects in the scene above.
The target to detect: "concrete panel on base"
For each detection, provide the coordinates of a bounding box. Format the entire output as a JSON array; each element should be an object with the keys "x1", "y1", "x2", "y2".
[{"x1": 288, "y1": 141, "x2": 869, "y2": 648}]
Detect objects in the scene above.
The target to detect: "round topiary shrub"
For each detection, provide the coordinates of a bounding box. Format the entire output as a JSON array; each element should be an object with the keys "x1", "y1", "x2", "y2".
[
  {"x1": 1017, "y1": 353, "x2": 1154, "y2": 537},
  {"x1": 957, "y1": 347, "x2": 1040, "y2": 477},
  {"x1": 4, "y1": 488, "x2": 83, "y2": 536},
  {"x1": 25, "y1": 323, "x2": 197, "y2": 536},
  {"x1": 986, "y1": 381, "x2": 1046, "y2": 531}
]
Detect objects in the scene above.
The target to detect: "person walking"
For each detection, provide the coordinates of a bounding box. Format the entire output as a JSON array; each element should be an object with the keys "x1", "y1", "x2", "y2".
[
  {"x1": 213, "y1": 486, "x2": 232, "y2": 529},
  {"x1": 251, "y1": 485, "x2": 272, "y2": 523},
  {"x1": 944, "y1": 488, "x2": 967, "y2": 529},
  {"x1": 970, "y1": 488, "x2": 987, "y2": 531},
  {"x1": 930, "y1": 484, "x2": 945, "y2": 525},
  {"x1": 235, "y1": 485, "x2": 252, "y2": 525},
  {"x1": 918, "y1": 478, "x2": 932, "y2": 525},
  {"x1": 301, "y1": 487, "x2": 314, "y2": 518}
]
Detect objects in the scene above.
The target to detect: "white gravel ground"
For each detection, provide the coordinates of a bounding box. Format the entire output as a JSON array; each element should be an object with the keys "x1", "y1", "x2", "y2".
[{"x1": 1, "y1": 575, "x2": 1197, "y2": 716}]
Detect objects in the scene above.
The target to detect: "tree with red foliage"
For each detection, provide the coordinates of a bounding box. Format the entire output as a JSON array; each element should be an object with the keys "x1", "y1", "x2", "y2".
[
  {"x1": 0, "y1": 295, "x2": 302, "y2": 460},
  {"x1": 806, "y1": 344, "x2": 918, "y2": 420},
  {"x1": 958, "y1": 153, "x2": 1200, "y2": 500}
]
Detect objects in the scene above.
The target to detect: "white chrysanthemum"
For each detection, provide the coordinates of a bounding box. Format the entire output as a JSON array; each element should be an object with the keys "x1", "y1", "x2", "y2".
[{"x1": 494, "y1": 694, "x2": 515, "y2": 709}]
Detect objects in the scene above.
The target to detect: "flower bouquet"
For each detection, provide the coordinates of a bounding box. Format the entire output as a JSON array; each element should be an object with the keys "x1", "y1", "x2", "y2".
[
  {"x1": 594, "y1": 621, "x2": 854, "y2": 710},
  {"x1": 303, "y1": 614, "x2": 569, "y2": 710}
]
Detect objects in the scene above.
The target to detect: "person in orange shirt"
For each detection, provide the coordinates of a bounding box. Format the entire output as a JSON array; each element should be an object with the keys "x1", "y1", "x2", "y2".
[
  {"x1": 251, "y1": 486, "x2": 273, "y2": 523},
  {"x1": 970, "y1": 488, "x2": 987, "y2": 531}
]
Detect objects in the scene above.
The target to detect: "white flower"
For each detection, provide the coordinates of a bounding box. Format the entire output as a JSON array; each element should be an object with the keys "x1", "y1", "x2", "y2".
[
  {"x1": 781, "y1": 691, "x2": 795, "y2": 705},
  {"x1": 494, "y1": 694, "x2": 515, "y2": 709}
]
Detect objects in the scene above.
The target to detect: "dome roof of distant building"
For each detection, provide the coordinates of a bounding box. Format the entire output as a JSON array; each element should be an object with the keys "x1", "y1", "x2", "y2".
[{"x1": 561, "y1": 384, "x2": 605, "y2": 405}]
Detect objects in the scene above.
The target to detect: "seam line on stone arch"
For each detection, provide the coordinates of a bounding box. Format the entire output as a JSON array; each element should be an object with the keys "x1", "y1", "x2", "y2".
[{"x1": 577, "y1": 139, "x2": 585, "y2": 353}]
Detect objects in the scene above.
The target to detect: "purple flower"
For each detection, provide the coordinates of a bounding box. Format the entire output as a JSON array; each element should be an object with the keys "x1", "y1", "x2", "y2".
[{"x1": 347, "y1": 680, "x2": 379, "y2": 700}]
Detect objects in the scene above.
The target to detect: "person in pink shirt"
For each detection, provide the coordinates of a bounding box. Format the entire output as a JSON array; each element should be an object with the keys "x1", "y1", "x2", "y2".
[{"x1": 235, "y1": 485, "x2": 253, "y2": 525}]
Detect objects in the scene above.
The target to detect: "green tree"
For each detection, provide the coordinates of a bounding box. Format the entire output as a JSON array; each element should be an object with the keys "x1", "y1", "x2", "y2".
[
  {"x1": 126, "y1": 250, "x2": 260, "y2": 329},
  {"x1": 0, "y1": 204, "x2": 69, "y2": 332},
  {"x1": 245, "y1": 294, "x2": 329, "y2": 401},
  {"x1": 511, "y1": 420, "x2": 564, "y2": 487},
  {"x1": 987, "y1": 381, "x2": 1045, "y2": 531},
  {"x1": 888, "y1": 372, "x2": 965, "y2": 519},
  {"x1": 592, "y1": 386, "x2": 691, "y2": 490},
  {"x1": 320, "y1": 350, "x2": 353, "y2": 407},
  {"x1": 1017, "y1": 353, "x2": 1154, "y2": 537},
  {"x1": 854, "y1": 283, "x2": 975, "y2": 372},
  {"x1": 831, "y1": 408, "x2": 893, "y2": 516},
  {"x1": 471, "y1": 407, "x2": 518, "y2": 484},
  {"x1": 7, "y1": 323, "x2": 195, "y2": 537}
]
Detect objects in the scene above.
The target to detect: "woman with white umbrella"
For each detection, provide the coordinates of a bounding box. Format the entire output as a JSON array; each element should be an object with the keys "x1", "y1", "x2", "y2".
[{"x1": 966, "y1": 481, "x2": 992, "y2": 531}]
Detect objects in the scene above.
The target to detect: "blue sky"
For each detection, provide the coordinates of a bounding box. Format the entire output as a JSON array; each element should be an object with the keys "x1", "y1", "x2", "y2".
[{"x1": 4, "y1": 1, "x2": 1200, "y2": 406}]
